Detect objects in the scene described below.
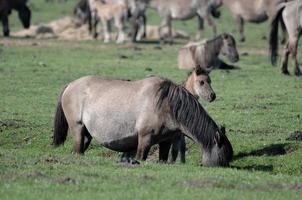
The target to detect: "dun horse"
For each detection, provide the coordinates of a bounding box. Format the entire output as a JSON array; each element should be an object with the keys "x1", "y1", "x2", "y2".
[
  {"x1": 269, "y1": 0, "x2": 302, "y2": 76},
  {"x1": 53, "y1": 75, "x2": 233, "y2": 167},
  {"x1": 178, "y1": 33, "x2": 239, "y2": 70},
  {"x1": 88, "y1": 0, "x2": 127, "y2": 43},
  {"x1": 149, "y1": 0, "x2": 222, "y2": 43},
  {"x1": 120, "y1": 66, "x2": 216, "y2": 164},
  {"x1": 0, "y1": 0, "x2": 31, "y2": 37},
  {"x1": 221, "y1": 0, "x2": 287, "y2": 42}
]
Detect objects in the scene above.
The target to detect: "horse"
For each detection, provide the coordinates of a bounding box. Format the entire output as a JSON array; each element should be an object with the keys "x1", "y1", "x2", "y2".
[
  {"x1": 221, "y1": 0, "x2": 287, "y2": 42},
  {"x1": 53, "y1": 75, "x2": 233, "y2": 167},
  {"x1": 0, "y1": 0, "x2": 31, "y2": 37},
  {"x1": 120, "y1": 66, "x2": 216, "y2": 164},
  {"x1": 178, "y1": 33, "x2": 239, "y2": 70},
  {"x1": 269, "y1": 0, "x2": 302, "y2": 76},
  {"x1": 148, "y1": 0, "x2": 222, "y2": 43},
  {"x1": 88, "y1": 0, "x2": 127, "y2": 43}
]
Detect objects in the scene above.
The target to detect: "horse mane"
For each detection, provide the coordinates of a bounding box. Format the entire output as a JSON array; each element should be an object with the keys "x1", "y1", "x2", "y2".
[{"x1": 156, "y1": 79, "x2": 218, "y2": 148}]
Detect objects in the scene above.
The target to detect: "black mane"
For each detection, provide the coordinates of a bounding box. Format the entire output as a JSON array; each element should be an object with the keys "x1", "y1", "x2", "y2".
[{"x1": 156, "y1": 79, "x2": 218, "y2": 148}]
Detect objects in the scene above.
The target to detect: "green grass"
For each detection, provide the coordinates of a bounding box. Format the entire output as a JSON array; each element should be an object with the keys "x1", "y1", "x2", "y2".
[{"x1": 1, "y1": 1, "x2": 302, "y2": 199}]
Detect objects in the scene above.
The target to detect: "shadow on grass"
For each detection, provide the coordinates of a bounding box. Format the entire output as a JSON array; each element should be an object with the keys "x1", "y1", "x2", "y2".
[
  {"x1": 234, "y1": 143, "x2": 288, "y2": 161},
  {"x1": 230, "y1": 143, "x2": 292, "y2": 172}
]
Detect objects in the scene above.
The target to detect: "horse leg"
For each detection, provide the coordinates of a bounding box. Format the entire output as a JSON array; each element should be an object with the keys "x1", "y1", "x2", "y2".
[
  {"x1": 83, "y1": 127, "x2": 92, "y2": 152},
  {"x1": 103, "y1": 19, "x2": 111, "y2": 43},
  {"x1": 159, "y1": 17, "x2": 169, "y2": 44},
  {"x1": 235, "y1": 15, "x2": 245, "y2": 42},
  {"x1": 204, "y1": 11, "x2": 217, "y2": 37},
  {"x1": 170, "y1": 138, "x2": 180, "y2": 163},
  {"x1": 1, "y1": 13, "x2": 9, "y2": 37},
  {"x1": 167, "y1": 19, "x2": 173, "y2": 45},
  {"x1": 281, "y1": 42, "x2": 290, "y2": 75},
  {"x1": 135, "y1": 133, "x2": 152, "y2": 160},
  {"x1": 115, "y1": 17, "x2": 125, "y2": 44},
  {"x1": 179, "y1": 134, "x2": 186, "y2": 164},
  {"x1": 70, "y1": 123, "x2": 87, "y2": 154},
  {"x1": 196, "y1": 15, "x2": 204, "y2": 40},
  {"x1": 91, "y1": 10, "x2": 98, "y2": 39},
  {"x1": 158, "y1": 140, "x2": 172, "y2": 163},
  {"x1": 141, "y1": 13, "x2": 147, "y2": 39},
  {"x1": 289, "y1": 36, "x2": 301, "y2": 76},
  {"x1": 120, "y1": 151, "x2": 139, "y2": 164}
]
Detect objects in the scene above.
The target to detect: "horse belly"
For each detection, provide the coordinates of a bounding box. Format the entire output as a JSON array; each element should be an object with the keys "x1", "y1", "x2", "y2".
[{"x1": 84, "y1": 110, "x2": 138, "y2": 152}]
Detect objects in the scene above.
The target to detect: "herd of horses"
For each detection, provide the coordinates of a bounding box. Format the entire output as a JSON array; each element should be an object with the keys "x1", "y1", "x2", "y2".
[{"x1": 1, "y1": 0, "x2": 301, "y2": 167}]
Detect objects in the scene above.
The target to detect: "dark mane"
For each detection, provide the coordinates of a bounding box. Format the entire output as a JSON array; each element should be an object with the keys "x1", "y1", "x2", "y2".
[{"x1": 156, "y1": 79, "x2": 218, "y2": 148}]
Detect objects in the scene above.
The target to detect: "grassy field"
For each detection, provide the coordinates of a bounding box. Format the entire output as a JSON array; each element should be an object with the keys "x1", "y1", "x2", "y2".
[{"x1": 1, "y1": 0, "x2": 302, "y2": 199}]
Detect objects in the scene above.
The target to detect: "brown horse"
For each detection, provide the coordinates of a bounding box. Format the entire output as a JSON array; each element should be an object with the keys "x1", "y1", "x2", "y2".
[
  {"x1": 53, "y1": 75, "x2": 233, "y2": 167},
  {"x1": 178, "y1": 33, "x2": 239, "y2": 70},
  {"x1": 0, "y1": 0, "x2": 31, "y2": 37},
  {"x1": 269, "y1": 0, "x2": 302, "y2": 76},
  {"x1": 221, "y1": 0, "x2": 287, "y2": 42}
]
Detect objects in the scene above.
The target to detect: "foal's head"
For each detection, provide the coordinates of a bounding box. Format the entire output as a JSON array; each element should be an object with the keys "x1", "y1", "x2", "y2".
[
  {"x1": 202, "y1": 126, "x2": 233, "y2": 167},
  {"x1": 221, "y1": 33, "x2": 239, "y2": 63},
  {"x1": 187, "y1": 66, "x2": 216, "y2": 102}
]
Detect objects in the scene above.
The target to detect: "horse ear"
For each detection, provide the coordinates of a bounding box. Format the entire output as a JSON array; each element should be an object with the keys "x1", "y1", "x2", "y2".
[
  {"x1": 220, "y1": 126, "x2": 226, "y2": 134},
  {"x1": 195, "y1": 65, "x2": 210, "y2": 75},
  {"x1": 222, "y1": 33, "x2": 228, "y2": 39},
  {"x1": 189, "y1": 45, "x2": 197, "y2": 56},
  {"x1": 214, "y1": 131, "x2": 221, "y2": 146}
]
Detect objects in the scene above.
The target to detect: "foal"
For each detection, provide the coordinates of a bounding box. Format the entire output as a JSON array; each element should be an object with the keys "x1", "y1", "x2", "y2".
[{"x1": 88, "y1": 0, "x2": 127, "y2": 43}]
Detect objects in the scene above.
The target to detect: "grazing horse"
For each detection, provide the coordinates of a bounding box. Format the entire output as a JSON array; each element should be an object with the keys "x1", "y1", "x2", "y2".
[
  {"x1": 221, "y1": 0, "x2": 287, "y2": 42},
  {"x1": 149, "y1": 0, "x2": 222, "y2": 43},
  {"x1": 53, "y1": 75, "x2": 233, "y2": 167},
  {"x1": 269, "y1": 0, "x2": 302, "y2": 76},
  {"x1": 88, "y1": 0, "x2": 127, "y2": 43},
  {"x1": 0, "y1": 0, "x2": 31, "y2": 37},
  {"x1": 178, "y1": 33, "x2": 239, "y2": 70},
  {"x1": 120, "y1": 66, "x2": 216, "y2": 164}
]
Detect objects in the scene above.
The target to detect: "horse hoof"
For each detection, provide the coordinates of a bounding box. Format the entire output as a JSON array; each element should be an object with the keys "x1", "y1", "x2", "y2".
[
  {"x1": 240, "y1": 37, "x2": 245, "y2": 42},
  {"x1": 294, "y1": 71, "x2": 302, "y2": 76},
  {"x1": 129, "y1": 159, "x2": 140, "y2": 165},
  {"x1": 282, "y1": 70, "x2": 290, "y2": 75}
]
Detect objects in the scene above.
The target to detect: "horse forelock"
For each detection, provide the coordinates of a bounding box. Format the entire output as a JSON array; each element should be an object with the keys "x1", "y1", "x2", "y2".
[{"x1": 156, "y1": 79, "x2": 218, "y2": 149}]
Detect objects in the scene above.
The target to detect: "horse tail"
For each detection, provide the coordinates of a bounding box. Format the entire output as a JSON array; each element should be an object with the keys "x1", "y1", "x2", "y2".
[
  {"x1": 269, "y1": 3, "x2": 286, "y2": 66},
  {"x1": 53, "y1": 85, "x2": 69, "y2": 147}
]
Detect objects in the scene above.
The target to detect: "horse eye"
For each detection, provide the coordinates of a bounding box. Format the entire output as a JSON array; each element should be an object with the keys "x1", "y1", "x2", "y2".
[{"x1": 199, "y1": 81, "x2": 205, "y2": 86}]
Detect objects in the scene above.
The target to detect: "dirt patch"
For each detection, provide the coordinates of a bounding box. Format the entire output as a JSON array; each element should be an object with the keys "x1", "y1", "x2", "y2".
[
  {"x1": 0, "y1": 119, "x2": 28, "y2": 130},
  {"x1": 24, "y1": 171, "x2": 46, "y2": 178},
  {"x1": 286, "y1": 131, "x2": 302, "y2": 141}
]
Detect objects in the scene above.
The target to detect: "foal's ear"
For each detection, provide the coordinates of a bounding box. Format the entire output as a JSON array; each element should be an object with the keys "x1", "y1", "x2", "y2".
[
  {"x1": 220, "y1": 126, "x2": 226, "y2": 134},
  {"x1": 195, "y1": 65, "x2": 210, "y2": 75},
  {"x1": 222, "y1": 33, "x2": 229, "y2": 39}
]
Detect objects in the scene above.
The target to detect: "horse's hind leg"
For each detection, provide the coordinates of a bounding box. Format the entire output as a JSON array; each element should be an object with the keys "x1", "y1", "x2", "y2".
[
  {"x1": 158, "y1": 140, "x2": 172, "y2": 163},
  {"x1": 70, "y1": 123, "x2": 88, "y2": 154},
  {"x1": 281, "y1": 42, "x2": 290, "y2": 75},
  {"x1": 196, "y1": 15, "x2": 204, "y2": 40},
  {"x1": 103, "y1": 19, "x2": 111, "y2": 43},
  {"x1": 83, "y1": 126, "x2": 92, "y2": 152},
  {"x1": 235, "y1": 15, "x2": 245, "y2": 42},
  {"x1": 115, "y1": 17, "x2": 126, "y2": 44}
]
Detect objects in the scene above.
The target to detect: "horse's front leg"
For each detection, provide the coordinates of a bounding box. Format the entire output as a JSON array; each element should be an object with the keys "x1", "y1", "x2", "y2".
[
  {"x1": 199, "y1": 9, "x2": 217, "y2": 37},
  {"x1": 1, "y1": 13, "x2": 9, "y2": 37},
  {"x1": 159, "y1": 17, "x2": 172, "y2": 44},
  {"x1": 281, "y1": 42, "x2": 290, "y2": 75},
  {"x1": 90, "y1": 10, "x2": 99, "y2": 39},
  {"x1": 135, "y1": 133, "x2": 152, "y2": 160},
  {"x1": 158, "y1": 140, "x2": 172, "y2": 163}
]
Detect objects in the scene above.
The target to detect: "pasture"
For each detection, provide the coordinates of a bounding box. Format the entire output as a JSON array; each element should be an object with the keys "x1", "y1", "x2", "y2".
[{"x1": 1, "y1": 0, "x2": 302, "y2": 199}]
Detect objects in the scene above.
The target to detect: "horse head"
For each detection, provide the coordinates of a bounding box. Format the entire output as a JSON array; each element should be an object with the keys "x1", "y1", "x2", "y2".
[
  {"x1": 191, "y1": 65, "x2": 216, "y2": 102},
  {"x1": 221, "y1": 33, "x2": 239, "y2": 63},
  {"x1": 202, "y1": 126, "x2": 233, "y2": 167}
]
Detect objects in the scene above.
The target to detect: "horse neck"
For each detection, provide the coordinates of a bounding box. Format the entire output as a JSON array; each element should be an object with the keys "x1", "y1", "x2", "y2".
[
  {"x1": 201, "y1": 36, "x2": 223, "y2": 65},
  {"x1": 182, "y1": 72, "x2": 197, "y2": 98}
]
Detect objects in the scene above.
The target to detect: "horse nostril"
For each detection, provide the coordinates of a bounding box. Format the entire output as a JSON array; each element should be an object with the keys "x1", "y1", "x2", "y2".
[{"x1": 210, "y1": 93, "x2": 216, "y2": 101}]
